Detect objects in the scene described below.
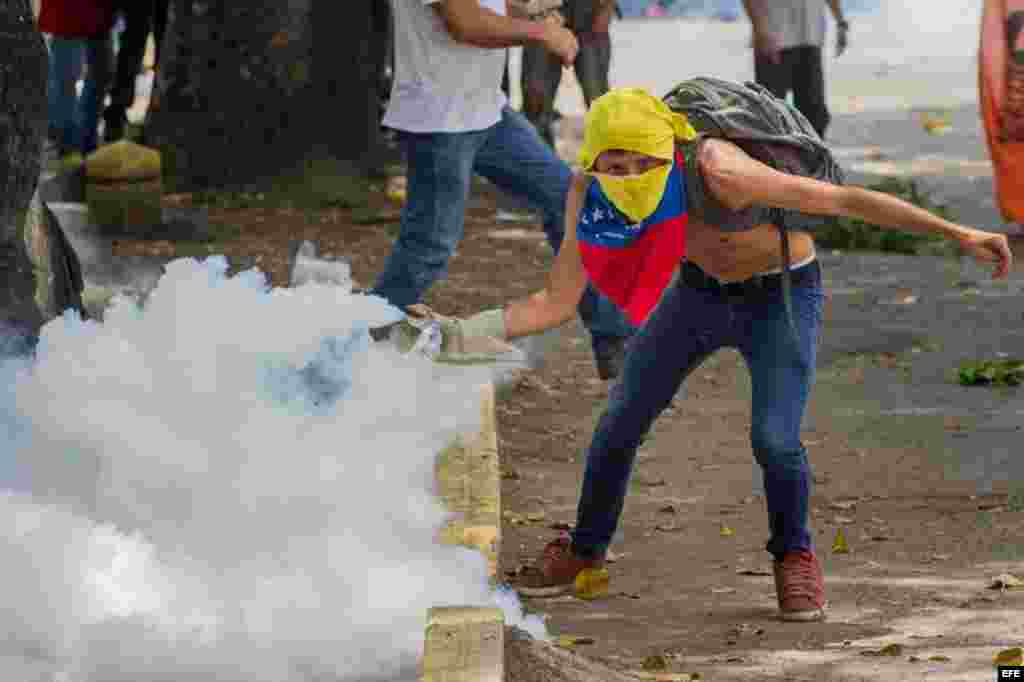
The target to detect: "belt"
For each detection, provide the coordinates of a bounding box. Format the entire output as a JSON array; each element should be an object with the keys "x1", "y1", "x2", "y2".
[{"x1": 680, "y1": 259, "x2": 819, "y2": 300}]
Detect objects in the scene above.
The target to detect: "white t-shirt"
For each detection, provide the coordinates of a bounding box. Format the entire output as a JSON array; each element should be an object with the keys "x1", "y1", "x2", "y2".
[
  {"x1": 383, "y1": 0, "x2": 508, "y2": 133},
  {"x1": 760, "y1": 0, "x2": 827, "y2": 50}
]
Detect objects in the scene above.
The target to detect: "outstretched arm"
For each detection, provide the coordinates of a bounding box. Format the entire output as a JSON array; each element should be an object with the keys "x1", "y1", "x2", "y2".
[
  {"x1": 502, "y1": 174, "x2": 590, "y2": 338},
  {"x1": 698, "y1": 138, "x2": 1014, "y2": 278},
  {"x1": 406, "y1": 173, "x2": 589, "y2": 353}
]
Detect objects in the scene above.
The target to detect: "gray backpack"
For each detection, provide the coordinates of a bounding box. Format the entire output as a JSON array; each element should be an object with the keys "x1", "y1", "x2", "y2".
[{"x1": 663, "y1": 77, "x2": 845, "y2": 352}]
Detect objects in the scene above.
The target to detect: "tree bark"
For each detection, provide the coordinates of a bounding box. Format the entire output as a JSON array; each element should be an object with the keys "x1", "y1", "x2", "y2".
[
  {"x1": 147, "y1": 0, "x2": 389, "y2": 192},
  {"x1": 146, "y1": 0, "x2": 316, "y2": 191},
  {"x1": 0, "y1": 0, "x2": 48, "y2": 339},
  {"x1": 312, "y1": 0, "x2": 387, "y2": 169}
]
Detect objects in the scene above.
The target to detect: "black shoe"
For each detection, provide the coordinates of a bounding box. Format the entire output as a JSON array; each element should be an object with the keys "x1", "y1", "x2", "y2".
[{"x1": 592, "y1": 336, "x2": 628, "y2": 381}]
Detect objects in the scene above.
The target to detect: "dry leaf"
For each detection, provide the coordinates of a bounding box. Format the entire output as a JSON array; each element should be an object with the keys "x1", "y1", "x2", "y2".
[
  {"x1": 833, "y1": 515, "x2": 855, "y2": 525},
  {"x1": 555, "y1": 635, "x2": 595, "y2": 649},
  {"x1": 525, "y1": 511, "x2": 546, "y2": 523},
  {"x1": 574, "y1": 567, "x2": 610, "y2": 600},
  {"x1": 641, "y1": 654, "x2": 670, "y2": 671},
  {"x1": 829, "y1": 501, "x2": 857, "y2": 511},
  {"x1": 928, "y1": 655, "x2": 951, "y2": 662},
  {"x1": 862, "y1": 643, "x2": 904, "y2": 657},
  {"x1": 720, "y1": 524, "x2": 735, "y2": 537},
  {"x1": 832, "y1": 528, "x2": 850, "y2": 554},
  {"x1": 994, "y1": 647, "x2": 1023, "y2": 666},
  {"x1": 988, "y1": 573, "x2": 1023, "y2": 590}
]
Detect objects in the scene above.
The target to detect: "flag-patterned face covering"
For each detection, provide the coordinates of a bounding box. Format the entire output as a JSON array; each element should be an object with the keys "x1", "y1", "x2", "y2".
[
  {"x1": 574, "y1": 88, "x2": 697, "y2": 326},
  {"x1": 588, "y1": 161, "x2": 672, "y2": 224},
  {"x1": 578, "y1": 87, "x2": 697, "y2": 220},
  {"x1": 576, "y1": 151, "x2": 689, "y2": 326}
]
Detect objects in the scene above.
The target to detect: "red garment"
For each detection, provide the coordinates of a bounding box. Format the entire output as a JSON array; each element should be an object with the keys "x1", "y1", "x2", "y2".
[{"x1": 37, "y1": 0, "x2": 116, "y2": 39}]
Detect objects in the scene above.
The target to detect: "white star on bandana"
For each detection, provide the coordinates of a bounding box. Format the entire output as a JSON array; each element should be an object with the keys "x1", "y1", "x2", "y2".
[{"x1": 592, "y1": 207, "x2": 604, "y2": 222}]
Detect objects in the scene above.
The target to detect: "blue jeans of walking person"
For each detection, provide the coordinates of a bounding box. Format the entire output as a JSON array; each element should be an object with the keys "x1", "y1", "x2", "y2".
[
  {"x1": 372, "y1": 105, "x2": 632, "y2": 353},
  {"x1": 46, "y1": 35, "x2": 112, "y2": 155},
  {"x1": 570, "y1": 259, "x2": 825, "y2": 561}
]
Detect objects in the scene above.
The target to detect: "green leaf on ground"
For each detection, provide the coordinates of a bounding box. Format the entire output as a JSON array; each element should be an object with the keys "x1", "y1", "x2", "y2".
[{"x1": 957, "y1": 359, "x2": 1024, "y2": 387}]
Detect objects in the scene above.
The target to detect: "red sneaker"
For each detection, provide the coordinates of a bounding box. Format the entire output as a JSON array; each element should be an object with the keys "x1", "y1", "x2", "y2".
[
  {"x1": 773, "y1": 550, "x2": 827, "y2": 622},
  {"x1": 515, "y1": 534, "x2": 604, "y2": 597}
]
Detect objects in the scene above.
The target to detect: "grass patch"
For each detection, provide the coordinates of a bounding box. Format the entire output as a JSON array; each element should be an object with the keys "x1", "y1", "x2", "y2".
[
  {"x1": 1009, "y1": 487, "x2": 1024, "y2": 513},
  {"x1": 191, "y1": 155, "x2": 375, "y2": 211},
  {"x1": 956, "y1": 359, "x2": 1024, "y2": 387},
  {"x1": 815, "y1": 177, "x2": 956, "y2": 255}
]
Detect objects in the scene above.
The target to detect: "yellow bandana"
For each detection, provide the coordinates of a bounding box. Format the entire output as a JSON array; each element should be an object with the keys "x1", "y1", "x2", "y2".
[
  {"x1": 578, "y1": 88, "x2": 697, "y2": 223},
  {"x1": 589, "y1": 163, "x2": 673, "y2": 224}
]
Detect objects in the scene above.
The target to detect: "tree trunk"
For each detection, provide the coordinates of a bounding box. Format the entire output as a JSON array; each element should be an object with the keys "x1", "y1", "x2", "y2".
[
  {"x1": 147, "y1": 0, "x2": 316, "y2": 192},
  {"x1": 147, "y1": 0, "x2": 389, "y2": 192},
  {"x1": 312, "y1": 0, "x2": 387, "y2": 169},
  {"x1": 0, "y1": 0, "x2": 48, "y2": 340}
]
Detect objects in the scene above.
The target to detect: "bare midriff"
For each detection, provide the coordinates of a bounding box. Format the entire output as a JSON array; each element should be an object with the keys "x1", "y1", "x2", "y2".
[{"x1": 686, "y1": 218, "x2": 817, "y2": 283}]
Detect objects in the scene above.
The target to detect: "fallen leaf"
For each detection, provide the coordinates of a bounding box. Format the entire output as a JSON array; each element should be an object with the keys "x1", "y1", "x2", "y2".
[
  {"x1": 655, "y1": 523, "x2": 680, "y2": 532},
  {"x1": 659, "y1": 504, "x2": 677, "y2": 514},
  {"x1": 574, "y1": 566, "x2": 610, "y2": 600},
  {"x1": 928, "y1": 655, "x2": 951, "y2": 662},
  {"x1": 720, "y1": 524, "x2": 735, "y2": 537},
  {"x1": 555, "y1": 635, "x2": 595, "y2": 649},
  {"x1": 871, "y1": 535, "x2": 889, "y2": 542},
  {"x1": 833, "y1": 515, "x2": 855, "y2": 525},
  {"x1": 862, "y1": 643, "x2": 904, "y2": 657},
  {"x1": 500, "y1": 465, "x2": 520, "y2": 480},
  {"x1": 638, "y1": 477, "x2": 667, "y2": 487},
  {"x1": 994, "y1": 647, "x2": 1023, "y2": 666},
  {"x1": 525, "y1": 511, "x2": 547, "y2": 523},
  {"x1": 710, "y1": 587, "x2": 736, "y2": 594},
  {"x1": 641, "y1": 654, "x2": 670, "y2": 671},
  {"x1": 832, "y1": 528, "x2": 850, "y2": 554},
  {"x1": 829, "y1": 501, "x2": 857, "y2": 511},
  {"x1": 988, "y1": 573, "x2": 1023, "y2": 590},
  {"x1": 908, "y1": 655, "x2": 921, "y2": 663}
]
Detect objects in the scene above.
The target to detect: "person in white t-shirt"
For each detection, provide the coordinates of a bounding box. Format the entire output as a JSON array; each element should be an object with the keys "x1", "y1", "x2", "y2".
[
  {"x1": 741, "y1": 0, "x2": 849, "y2": 138},
  {"x1": 372, "y1": 0, "x2": 635, "y2": 380}
]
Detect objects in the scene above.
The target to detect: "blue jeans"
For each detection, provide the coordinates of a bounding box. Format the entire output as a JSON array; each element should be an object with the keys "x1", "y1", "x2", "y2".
[
  {"x1": 47, "y1": 35, "x2": 111, "y2": 155},
  {"x1": 571, "y1": 261, "x2": 825, "y2": 561},
  {"x1": 372, "y1": 106, "x2": 631, "y2": 348}
]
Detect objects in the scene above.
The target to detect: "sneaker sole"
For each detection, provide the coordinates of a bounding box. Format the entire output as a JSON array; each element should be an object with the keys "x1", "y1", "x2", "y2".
[
  {"x1": 778, "y1": 605, "x2": 827, "y2": 622},
  {"x1": 515, "y1": 583, "x2": 575, "y2": 598}
]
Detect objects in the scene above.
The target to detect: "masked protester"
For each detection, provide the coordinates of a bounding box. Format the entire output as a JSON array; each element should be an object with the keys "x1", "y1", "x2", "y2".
[{"x1": 412, "y1": 87, "x2": 1012, "y2": 622}]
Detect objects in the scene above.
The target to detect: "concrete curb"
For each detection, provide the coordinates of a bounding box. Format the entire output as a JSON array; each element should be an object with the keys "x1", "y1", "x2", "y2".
[{"x1": 423, "y1": 382, "x2": 505, "y2": 682}]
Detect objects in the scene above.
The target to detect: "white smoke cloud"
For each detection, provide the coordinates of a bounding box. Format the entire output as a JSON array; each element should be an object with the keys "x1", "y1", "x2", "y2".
[{"x1": 0, "y1": 256, "x2": 543, "y2": 682}]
